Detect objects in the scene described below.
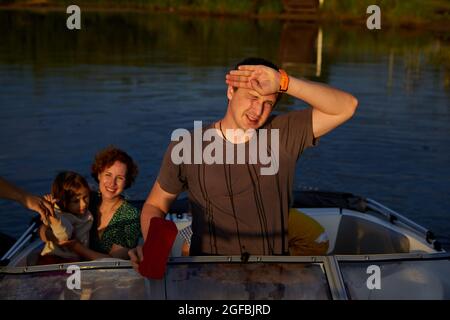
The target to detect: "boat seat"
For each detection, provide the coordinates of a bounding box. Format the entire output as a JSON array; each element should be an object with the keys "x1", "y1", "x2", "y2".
[{"x1": 333, "y1": 215, "x2": 410, "y2": 254}]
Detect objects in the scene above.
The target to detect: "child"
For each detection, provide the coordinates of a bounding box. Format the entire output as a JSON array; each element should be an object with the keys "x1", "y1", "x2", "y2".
[{"x1": 39, "y1": 171, "x2": 93, "y2": 264}]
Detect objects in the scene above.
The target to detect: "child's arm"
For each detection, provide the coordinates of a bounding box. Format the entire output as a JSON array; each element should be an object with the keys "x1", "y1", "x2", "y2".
[
  {"x1": 41, "y1": 194, "x2": 74, "y2": 241},
  {"x1": 62, "y1": 240, "x2": 110, "y2": 260},
  {"x1": 61, "y1": 241, "x2": 130, "y2": 260},
  {"x1": 38, "y1": 224, "x2": 59, "y2": 243},
  {"x1": 49, "y1": 215, "x2": 74, "y2": 242}
]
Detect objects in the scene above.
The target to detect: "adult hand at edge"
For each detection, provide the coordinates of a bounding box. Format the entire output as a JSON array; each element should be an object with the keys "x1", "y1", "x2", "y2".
[{"x1": 128, "y1": 246, "x2": 143, "y2": 273}]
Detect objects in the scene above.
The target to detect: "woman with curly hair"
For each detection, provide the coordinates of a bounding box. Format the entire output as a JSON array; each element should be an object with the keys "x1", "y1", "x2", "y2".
[{"x1": 40, "y1": 146, "x2": 141, "y2": 260}]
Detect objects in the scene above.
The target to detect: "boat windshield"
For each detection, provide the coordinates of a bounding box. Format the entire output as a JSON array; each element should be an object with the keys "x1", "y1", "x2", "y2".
[
  {"x1": 163, "y1": 262, "x2": 330, "y2": 300},
  {"x1": 340, "y1": 258, "x2": 450, "y2": 300},
  {"x1": 0, "y1": 260, "x2": 331, "y2": 300}
]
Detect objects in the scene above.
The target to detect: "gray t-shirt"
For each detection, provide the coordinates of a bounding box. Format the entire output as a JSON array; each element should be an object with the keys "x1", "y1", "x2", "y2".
[{"x1": 158, "y1": 108, "x2": 317, "y2": 255}]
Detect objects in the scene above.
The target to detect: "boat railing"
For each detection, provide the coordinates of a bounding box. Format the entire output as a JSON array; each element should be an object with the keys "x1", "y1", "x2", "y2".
[
  {"x1": 365, "y1": 198, "x2": 442, "y2": 251},
  {"x1": 0, "y1": 215, "x2": 40, "y2": 265}
]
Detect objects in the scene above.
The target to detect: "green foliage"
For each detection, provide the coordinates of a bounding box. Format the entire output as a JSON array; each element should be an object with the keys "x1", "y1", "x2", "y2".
[
  {"x1": 321, "y1": 0, "x2": 450, "y2": 23},
  {"x1": 29, "y1": 0, "x2": 281, "y2": 14},
  {"x1": 2, "y1": 0, "x2": 449, "y2": 24}
]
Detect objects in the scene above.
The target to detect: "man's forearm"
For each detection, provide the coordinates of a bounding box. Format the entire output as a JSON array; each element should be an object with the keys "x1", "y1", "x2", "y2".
[
  {"x1": 0, "y1": 177, "x2": 28, "y2": 205},
  {"x1": 0, "y1": 177, "x2": 51, "y2": 218},
  {"x1": 141, "y1": 203, "x2": 166, "y2": 241},
  {"x1": 287, "y1": 77, "x2": 358, "y2": 116}
]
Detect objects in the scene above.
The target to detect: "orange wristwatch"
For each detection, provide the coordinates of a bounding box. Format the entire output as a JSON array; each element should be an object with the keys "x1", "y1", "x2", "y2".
[{"x1": 278, "y1": 69, "x2": 289, "y2": 93}]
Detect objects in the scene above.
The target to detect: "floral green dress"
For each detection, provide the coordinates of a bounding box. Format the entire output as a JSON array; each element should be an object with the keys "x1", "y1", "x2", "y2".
[{"x1": 89, "y1": 195, "x2": 141, "y2": 254}]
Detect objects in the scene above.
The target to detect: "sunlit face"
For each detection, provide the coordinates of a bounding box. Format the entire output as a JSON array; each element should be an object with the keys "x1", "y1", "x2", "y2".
[
  {"x1": 66, "y1": 187, "x2": 90, "y2": 215},
  {"x1": 98, "y1": 161, "x2": 127, "y2": 200},
  {"x1": 227, "y1": 86, "x2": 277, "y2": 130}
]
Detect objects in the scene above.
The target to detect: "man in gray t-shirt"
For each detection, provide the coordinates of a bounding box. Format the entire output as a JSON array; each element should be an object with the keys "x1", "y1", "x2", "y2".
[{"x1": 130, "y1": 57, "x2": 358, "y2": 263}]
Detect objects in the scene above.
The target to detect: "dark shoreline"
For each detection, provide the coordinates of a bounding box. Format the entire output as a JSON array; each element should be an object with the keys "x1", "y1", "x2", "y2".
[{"x1": 1, "y1": 3, "x2": 449, "y2": 32}]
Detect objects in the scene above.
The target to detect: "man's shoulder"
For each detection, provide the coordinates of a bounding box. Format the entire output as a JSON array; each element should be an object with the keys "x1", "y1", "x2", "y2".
[{"x1": 263, "y1": 108, "x2": 312, "y2": 129}]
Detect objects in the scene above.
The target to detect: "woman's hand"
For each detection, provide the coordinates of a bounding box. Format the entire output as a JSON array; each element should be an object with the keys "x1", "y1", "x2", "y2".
[{"x1": 225, "y1": 65, "x2": 281, "y2": 96}]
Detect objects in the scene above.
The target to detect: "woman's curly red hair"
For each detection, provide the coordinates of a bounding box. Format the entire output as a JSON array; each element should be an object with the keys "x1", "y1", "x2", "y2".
[{"x1": 91, "y1": 146, "x2": 138, "y2": 189}]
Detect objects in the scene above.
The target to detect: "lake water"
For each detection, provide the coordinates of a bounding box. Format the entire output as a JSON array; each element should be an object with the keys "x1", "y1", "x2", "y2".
[{"x1": 0, "y1": 10, "x2": 449, "y2": 247}]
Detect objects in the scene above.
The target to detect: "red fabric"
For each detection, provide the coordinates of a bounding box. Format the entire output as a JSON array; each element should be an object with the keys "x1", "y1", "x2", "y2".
[{"x1": 138, "y1": 217, "x2": 178, "y2": 279}]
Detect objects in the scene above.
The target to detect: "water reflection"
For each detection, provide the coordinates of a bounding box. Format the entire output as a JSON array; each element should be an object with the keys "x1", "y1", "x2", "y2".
[
  {"x1": 279, "y1": 22, "x2": 322, "y2": 77},
  {"x1": 0, "y1": 10, "x2": 449, "y2": 246},
  {"x1": 0, "y1": 11, "x2": 448, "y2": 92}
]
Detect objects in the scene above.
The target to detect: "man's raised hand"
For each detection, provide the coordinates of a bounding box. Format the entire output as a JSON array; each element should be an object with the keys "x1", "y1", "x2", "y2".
[{"x1": 225, "y1": 65, "x2": 281, "y2": 96}]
